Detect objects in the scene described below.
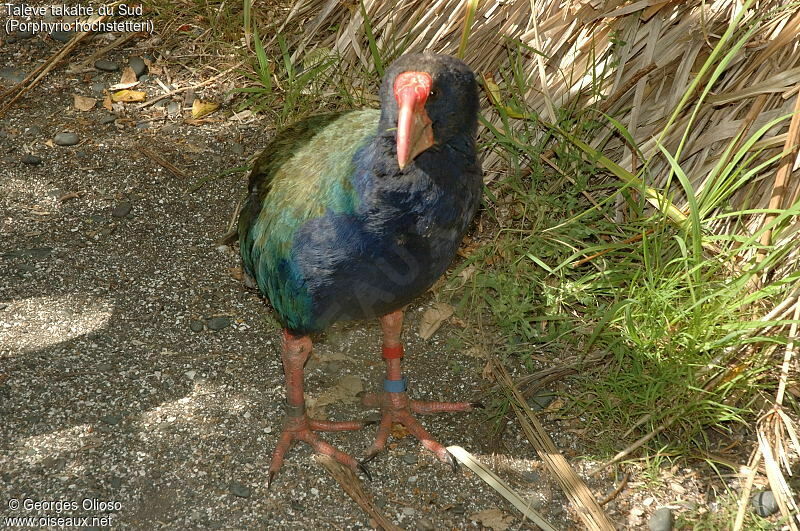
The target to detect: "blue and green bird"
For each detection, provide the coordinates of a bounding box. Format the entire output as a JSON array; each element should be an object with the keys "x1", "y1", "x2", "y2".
[{"x1": 235, "y1": 53, "x2": 483, "y2": 483}]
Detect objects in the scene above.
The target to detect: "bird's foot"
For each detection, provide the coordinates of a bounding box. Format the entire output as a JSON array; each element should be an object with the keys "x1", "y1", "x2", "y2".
[
  {"x1": 359, "y1": 391, "x2": 479, "y2": 469},
  {"x1": 268, "y1": 413, "x2": 371, "y2": 488}
]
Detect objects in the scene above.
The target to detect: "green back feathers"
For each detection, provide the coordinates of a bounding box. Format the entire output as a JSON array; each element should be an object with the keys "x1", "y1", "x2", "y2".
[{"x1": 239, "y1": 110, "x2": 380, "y2": 328}]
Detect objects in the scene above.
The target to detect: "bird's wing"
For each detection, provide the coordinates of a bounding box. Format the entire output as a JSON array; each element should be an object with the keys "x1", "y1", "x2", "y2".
[{"x1": 238, "y1": 110, "x2": 381, "y2": 320}]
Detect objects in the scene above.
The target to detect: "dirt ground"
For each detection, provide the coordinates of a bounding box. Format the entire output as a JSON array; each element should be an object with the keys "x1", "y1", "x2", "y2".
[{"x1": 0, "y1": 27, "x2": 771, "y2": 531}]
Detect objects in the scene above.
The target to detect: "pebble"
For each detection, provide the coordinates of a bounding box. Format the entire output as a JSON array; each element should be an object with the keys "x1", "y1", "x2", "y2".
[
  {"x1": 50, "y1": 30, "x2": 75, "y2": 43},
  {"x1": 648, "y1": 507, "x2": 673, "y2": 531},
  {"x1": 167, "y1": 101, "x2": 181, "y2": 115},
  {"x1": 25, "y1": 125, "x2": 42, "y2": 137},
  {"x1": 94, "y1": 59, "x2": 120, "y2": 72},
  {"x1": 529, "y1": 391, "x2": 556, "y2": 410},
  {"x1": 41, "y1": 456, "x2": 67, "y2": 471},
  {"x1": 231, "y1": 142, "x2": 244, "y2": 155},
  {"x1": 100, "y1": 414, "x2": 122, "y2": 425},
  {"x1": 402, "y1": 453, "x2": 418, "y2": 465},
  {"x1": 402, "y1": 508, "x2": 415, "y2": 516},
  {"x1": 13, "y1": 29, "x2": 35, "y2": 40},
  {"x1": 229, "y1": 482, "x2": 250, "y2": 498},
  {"x1": 415, "y1": 518, "x2": 435, "y2": 531},
  {"x1": 450, "y1": 503, "x2": 466, "y2": 515},
  {"x1": 54, "y1": 132, "x2": 79, "y2": 146},
  {"x1": 751, "y1": 490, "x2": 779, "y2": 517},
  {"x1": 207, "y1": 316, "x2": 231, "y2": 330},
  {"x1": 111, "y1": 202, "x2": 132, "y2": 218},
  {"x1": 129, "y1": 56, "x2": 148, "y2": 78},
  {"x1": 22, "y1": 154, "x2": 42, "y2": 165},
  {"x1": 323, "y1": 361, "x2": 341, "y2": 374},
  {"x1": 407, "y1": 475, "x2": 418, "y2": 484},
  {"x1": 98, "y1": 114, "x2": 117, "y2": 125},
  {"x1": 522, "y1": 470, "x2": 541, "y2": 483},
  {"x1": 190, "y1": 320, "x2": 204, "y2": 332},
  {"x1": 0, "y1": 67, "x2": 26, "y2": 84},
  {"x1": 91, "y1": 82, "x2": 106, "y2": 94},
  {"x1": 109, "y1": 477, "x2": 122, "y2": 489}
]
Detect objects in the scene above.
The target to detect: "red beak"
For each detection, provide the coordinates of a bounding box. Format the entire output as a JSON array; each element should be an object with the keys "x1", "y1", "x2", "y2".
[{"x1": 393, "y1": 71, "x2": 434, "y2": 170}]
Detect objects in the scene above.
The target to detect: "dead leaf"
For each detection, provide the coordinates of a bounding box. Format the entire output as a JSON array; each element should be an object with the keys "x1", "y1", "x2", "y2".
[
  {"x1": 109, "y1": 67, "x2": 140, "y2": 91},
  {"x1": 228, "y1": 267, "x2": 243, "y2": 281},
  {"x1": 482, "y1": 361, "x2": 494, "y2": 381},
  {"x1": 182, "y1": 142, "x2": 204, "y2": 153},
  {"x1": 191, "y1": 99, "x2": 219, "y2": 119},
  {"x1": 545, "y1": 397, "x2": 565, "y2": 412},
  {"x1": 57, "y1": 191, "x2": 83, "y2": 202},
  {"x1": 73, "y1": 94, "x2": 96, "y2": 111},
  {"x1": 418, "y1": 302, "x2": 454, "y2": 340},
  {"x1": 144, "y1": 58, "x2": 162, "y2": 76},
  {"x1": 464, "y1": 346, "x2": 487, "y2": 359},
  {"x1": 390, "y1": 423, "x2": 410, "y2": 439},
  {"x1": 305, "y1": 350, "x2": 349, "y2": 371},
  {"x1": 469, "y1": 508, "x2": 514, "y2": 531},
  {"x1": 184, "y1": 118, "x2": 221, "y2": 126},
  {"x1": 108, "y1": 81, "x2": 140, "y2": 91},
  {"x1": 119, "y1": 66, "x2": 138, "y2": 85},
  {"x1": 459, "y1": 265, "x2": 477, "y2": 282},
  {"x1": 102, "y1": 94, "x2": 113, "y2": 111},
  {"x1": 306, "y1": 375, "x2": 363, "y2": 418},
  {"x1": 111, "y1": 89, "x2": 147, "y2": 103}
]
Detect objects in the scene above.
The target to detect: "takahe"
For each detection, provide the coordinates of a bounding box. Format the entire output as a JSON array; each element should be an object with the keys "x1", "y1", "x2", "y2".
[{"x1": 236, "y1": 53, "x2": 482, "y2": 483}]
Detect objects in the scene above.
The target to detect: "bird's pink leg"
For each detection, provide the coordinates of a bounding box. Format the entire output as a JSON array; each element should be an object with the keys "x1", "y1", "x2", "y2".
[
  {"x1": 361, "y1": 310, "x2": 479, "y2": 467},
  {"x1": 268, "y1": 330, "x2": 370, "y2": 487}
]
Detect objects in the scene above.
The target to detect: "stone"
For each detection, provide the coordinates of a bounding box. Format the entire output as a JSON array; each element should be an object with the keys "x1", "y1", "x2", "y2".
[
  {"x1": 129, "y1": 56, "x2": 147, "y2": 78},
  {"x1": 751, "y1": 491, "x2": 779, "y2": 517},
  {"x1": 54, "y1": 132, "x2": 79, "y2": 146},
  {"x1": 50, "y1": 30, "x2": 75, "y2": 43},
  {"x1": 229, "y1": 482, "x2": 250, "y2": 498},
  {"x1": 648, "y1": 508, "x2": 674, "y2": 531},
  {"x1": 0, "y1": 67, "x2": 26, "y2": 84},
  {"x1": 111, "y1": 202, "x2": 132, "y2": 218},
  {"x1": 94, "y1": 59, "x2": 119, "y2": 72},
  {"x1": 207, "y1": 316, "x2": 231, "y2": 331}
]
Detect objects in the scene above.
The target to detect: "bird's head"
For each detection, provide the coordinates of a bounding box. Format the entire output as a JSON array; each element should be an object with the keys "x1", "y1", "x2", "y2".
[{"x1": 379, "y1": 53, "x2": 479, "y2": 170}]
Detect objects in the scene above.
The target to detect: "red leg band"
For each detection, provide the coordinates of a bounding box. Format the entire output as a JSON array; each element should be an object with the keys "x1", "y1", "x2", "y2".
[{"x1": 382, "y1": 344, "x2": 404, "y2": 359}]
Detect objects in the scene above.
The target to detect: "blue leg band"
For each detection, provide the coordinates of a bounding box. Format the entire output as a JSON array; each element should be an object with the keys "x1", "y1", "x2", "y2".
[{"x1": 383, "y1": 377, "x2": 407, "y2": 393}]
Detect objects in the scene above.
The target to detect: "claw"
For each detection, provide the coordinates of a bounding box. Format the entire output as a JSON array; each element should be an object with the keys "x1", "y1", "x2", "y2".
[
  {"x1": 470, "y1": 401, "x2": 485, "y2": 409},
  {"x1": 357, "y1": 461, "x2": 373, "y2": 481},
  {"x1": 445, "y1": 450, "x2": 459, "y2": 473},
  {"x1": 361, "y1": 450, "x2": 380, "y2": 465},
  {"x1": 267, "y1": 471, "x2": 276, "y2": 490}
]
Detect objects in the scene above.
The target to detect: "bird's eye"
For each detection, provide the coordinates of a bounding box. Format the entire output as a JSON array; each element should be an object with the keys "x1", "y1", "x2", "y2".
[{"x1": 429, "y1": 89, "x2": 438, "y2": 98}]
